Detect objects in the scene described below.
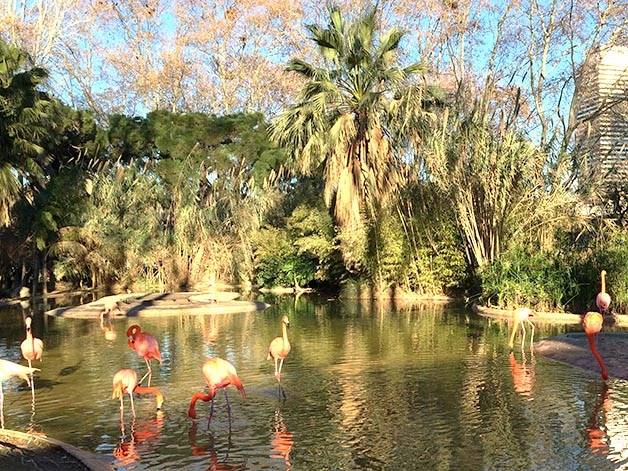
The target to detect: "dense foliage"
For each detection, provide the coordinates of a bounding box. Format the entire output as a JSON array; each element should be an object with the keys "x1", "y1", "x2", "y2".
[{"x1": 0, "y1": 2, "x2": 626, "y2": 315}]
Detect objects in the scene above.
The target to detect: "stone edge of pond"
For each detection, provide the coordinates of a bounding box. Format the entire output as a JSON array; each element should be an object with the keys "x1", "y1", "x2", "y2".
[
  {"x1": 0, "y1": 428, "x2": 112, "y2": 470},
  {"x1": 45, "y1": 300, "x2": 270, "y2": 319},
  {"x1": 473, "y1": 304, "x2": 628, "y2": 327}
]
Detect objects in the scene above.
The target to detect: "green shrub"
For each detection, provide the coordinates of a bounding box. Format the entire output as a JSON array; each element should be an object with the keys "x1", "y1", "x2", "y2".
[
  {"x1": 252, "y1": 227, "x2": 317, "y2": 288},
  {"x1": 480, "y1": 247, "x2": 578, "y2": 311},
  {"x1": 572, "y1": 232, "x2": 628, "y2": 314}
]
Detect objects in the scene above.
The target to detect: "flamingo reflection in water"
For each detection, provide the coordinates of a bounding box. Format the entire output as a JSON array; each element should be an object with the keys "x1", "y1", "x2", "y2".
[
  {"x1": 188, "y1": 422, "x2": 246, "y2": 470},
  {"x1": 586, "y1": 383, "x2": 611, "y2": 456},
  {"x1": 508, "y1": 351, "x2": 536, "y2": 397},
  {"x1": 100, "y1": 314, "x2": 117, "y2": 341},
  {"x1": 270, "y1": 408, "x2": 294, "y2": 469},
  {"x1": 114, "y1": 411, "x2": 165, "y2": 467}
]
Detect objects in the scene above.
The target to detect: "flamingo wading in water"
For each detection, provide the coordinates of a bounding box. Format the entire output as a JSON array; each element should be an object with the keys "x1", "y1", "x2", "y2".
[
  {"x1": 508, "y1": 308, "x2": 535, "y2": 351},
  {"x1": 20, "y1": 316, "x2": 44, "y2": 400},
  {"x1": 188, "y1": 358, "x2": 245, "y2": 422},
  {"x1": 126, "y1": 325, "x2": 162, "y2": 387},
  {"x1": 112, "y1": 368, "x2": 164, "y2": 418},
  {"x1": 268, "y1": 316, "x2": 291, "y2": 381},
  {"x1": 583, "y1": 311, "x2": 608, "y2": 381},
  {"x1": 596, "y1": 270, "x2": 611, "y2": 313},
  {"x1": 0, "y1": 359, "x2": 39, "y2": 428}
]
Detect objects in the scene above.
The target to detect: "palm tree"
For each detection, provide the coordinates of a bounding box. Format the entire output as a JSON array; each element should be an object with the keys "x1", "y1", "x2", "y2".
[
  {"x1": 270, "y1": 7, "x2": 437, "y2": 231},
  {"x1": 0, "y1": 41, "x2": 50, "y2": 226}
]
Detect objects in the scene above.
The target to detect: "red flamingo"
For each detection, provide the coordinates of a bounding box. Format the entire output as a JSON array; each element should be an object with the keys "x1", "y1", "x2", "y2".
[
  {"x1": 268, "y1": 316, "x2": 291, "y2": 381},
  {"x1": 188, "y1": 358, "x2": 245, "y2": 421},
  {"x1": 583, "y1": 312, "x2": 608, "y2": 381},
  {"x1": 112, "y1": 368, "x2": 164, "y2": 418},
  {"x1": 596, "y1": 270, "x2": 611, "y2": 313},
  {"x1": 0, "y1": 359, "x2": 39, "y2": 428},
  {"x1": 508, "y1": 308, "x2": 534, "y2": 350},
  {"x1": 127, "y1": 325, "x2": 162, "y2": 386},
  {"x1": 20, "y1": 316, "x2": 44, "y2": 400}
]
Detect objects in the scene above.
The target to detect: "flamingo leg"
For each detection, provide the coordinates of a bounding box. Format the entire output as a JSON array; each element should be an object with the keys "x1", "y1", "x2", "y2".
[
  {"x1": 527, "y1": 319, "x2": 535, "y2": 352},
  {"x1": 278, "y1": 383, "x2": 287, "y2": 400},
  {"x1": 129, "y1": 391, "x2": 136, "y2": 418},
  {"x1": 520, "y1": 321, "x2": 527, "y2": 352},
  {"x1": 274, "y1": 356, "x2": 279, "y2": 381},
  {"x1": 508, "y1": 321, "x2": 519, "y2": 349},
  {"x1": 279, "y1": 358, "x2": 285, "y2": 379},
  {"x1": 28, "y1": 359, "x2": 35, "y2": 402},
  {"x1": 0, "y1": 382, "x2": 4, "y2": 429},
  {"x1": 208, "y1": 399, "x2": 214, "y2": 427},
  {"x1": 119, "y1": 395, "x2": 124, "y2": 422},
  {"x1": 139, "y1": 359, "x2": 152, "y2": 386}
]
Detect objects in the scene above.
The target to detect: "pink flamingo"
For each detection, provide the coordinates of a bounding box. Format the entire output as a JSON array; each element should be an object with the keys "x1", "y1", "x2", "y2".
[
  {"x1": 0, "y1": 359, "x2": 39, "y2": 428},
  {"x1": 112, "y1": 368, "x2": 164, "y2": 418},
  {"x1": 188, "y1": 358, "x2": 245, "y2": 421},
  {"x1": 596, "y1": 270, "x2": 611, "y2": 313},
  {"x1": 583, "y1": 311, "x2": 608, "y2": 381},
  {"x1": 126, "y1": 325, "x2": 162, "y2": 386},
  {"x1": 267, "y1": 316, "x2": 291, "y2": 381},
  {"x1": 20, "y1": 316, "x2": 44, "y2": 400},
  {"x1": 508, "y1": 308, "x2": 534, "y2": 350}
]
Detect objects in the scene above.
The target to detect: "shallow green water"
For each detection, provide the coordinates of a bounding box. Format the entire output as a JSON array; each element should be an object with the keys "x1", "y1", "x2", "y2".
[{"x1": 0, "y1": 296, "x2": 627, "y2": 470}]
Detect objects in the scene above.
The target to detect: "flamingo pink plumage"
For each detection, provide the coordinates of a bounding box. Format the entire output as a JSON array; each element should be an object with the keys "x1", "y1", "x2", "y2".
[
  {"x1": 596, "y1": 270, "x2": 611, "y2": 313},
  {"x1": 126, "y1": 325, "x2": 162, "y2": 386},
  {"x1": 20, "y1": 316, "x2": 44, "y2": 400},
  {"x1": 112, "y1": 368, "x2": 164, "y2": 418},
  {"x1": 583, "y1": 311, "x2": 608, "y2": 381},
  {"x1": 188, "y1": 357, "x2": 245, "y2": 420},
  {"x1": 267, "y1": 316, "x2": 291, "y2": 381}
]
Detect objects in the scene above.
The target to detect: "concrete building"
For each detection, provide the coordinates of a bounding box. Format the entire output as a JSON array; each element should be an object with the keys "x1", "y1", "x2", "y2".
[{"x1": 573, "y1": 45, "x2": 628, "y2": 185}]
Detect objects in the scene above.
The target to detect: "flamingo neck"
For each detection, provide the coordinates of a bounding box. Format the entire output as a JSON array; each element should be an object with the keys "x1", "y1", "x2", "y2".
[
  {"x1": 282, "y1": 323, "x2": 288, "y2": 343},
  {"x1": 601, "y1": 272, "x2": 606, "y2": 293},
  {"x1": 587, "y1": 333, "x2": 608, "y2": 381},
  {"x1": 26, "y1": 329, "x2": 35, "y2": 355},
  {"x1": 134, "y1": 385, "x2": 164, "y2": 409},
  {"x1": 188, "y1": 391, "x2": 214, "y2": 418}
]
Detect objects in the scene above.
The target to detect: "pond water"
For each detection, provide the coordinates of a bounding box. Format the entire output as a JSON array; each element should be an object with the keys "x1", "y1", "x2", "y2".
[{"x1": 1, "y1": 296, "x2": 627, "y2": 470}]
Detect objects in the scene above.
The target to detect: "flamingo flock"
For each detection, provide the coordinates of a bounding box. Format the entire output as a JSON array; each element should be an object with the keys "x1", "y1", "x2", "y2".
[{"x1": 0, "y1": 268, "x2": 616, "y2": 465}]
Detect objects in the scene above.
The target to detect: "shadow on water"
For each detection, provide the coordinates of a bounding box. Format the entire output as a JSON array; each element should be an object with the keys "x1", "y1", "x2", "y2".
[{"x1": 58, "y1": 360, "x2": 83, "y2": 377}]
